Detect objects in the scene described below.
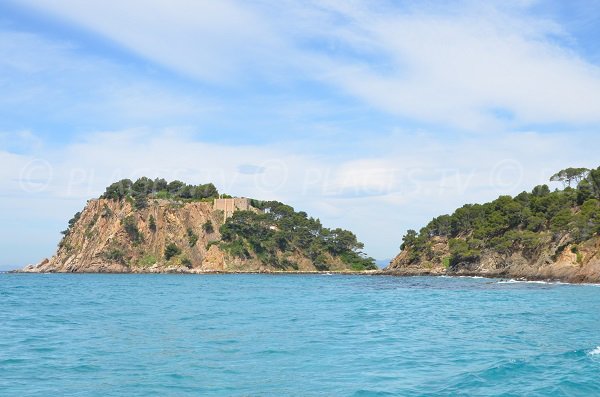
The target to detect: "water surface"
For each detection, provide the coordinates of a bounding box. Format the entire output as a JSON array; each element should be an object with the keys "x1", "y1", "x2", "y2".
[{"x1": 1, "y1": 274, "x2": 599, "y2": 396}]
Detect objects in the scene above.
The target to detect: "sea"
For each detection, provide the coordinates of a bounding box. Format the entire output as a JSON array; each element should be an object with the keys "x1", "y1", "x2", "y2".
[{"x1": 1, "y1": 273, "x2": 599, "y2": 396}]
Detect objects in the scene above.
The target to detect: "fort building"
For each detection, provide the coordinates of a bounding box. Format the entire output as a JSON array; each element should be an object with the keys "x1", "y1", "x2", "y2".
[{"x1": 213, "y1": 197, "x2": 251, "y2": 219}]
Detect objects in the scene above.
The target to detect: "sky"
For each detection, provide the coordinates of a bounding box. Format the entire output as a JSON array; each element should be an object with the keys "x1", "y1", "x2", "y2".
[{"x1": 1, "y1": 0, "x2": 600, "y2": 270}]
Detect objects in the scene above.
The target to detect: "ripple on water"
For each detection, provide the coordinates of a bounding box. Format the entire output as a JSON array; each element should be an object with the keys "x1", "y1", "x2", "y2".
[{"x1": 1, "y1": 273, "x2": 599, "y2": 396}]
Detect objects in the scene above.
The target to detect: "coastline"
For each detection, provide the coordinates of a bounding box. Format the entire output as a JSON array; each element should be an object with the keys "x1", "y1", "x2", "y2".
[
  {"x1": 10, "y1": 268, "x2": 381, "y2": 276},
  {"x1": 7, "y1": 267, "x2": 600, "y2": 285}
]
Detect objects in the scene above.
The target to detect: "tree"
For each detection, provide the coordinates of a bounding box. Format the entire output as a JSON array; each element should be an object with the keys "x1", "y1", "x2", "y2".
[
  {"x1": 325, "y1": 228, "x2": 363, "y2": 255},
  {"x1": 132, "y1": 177, "x2": 154, "y2": 195},
  {"x1": 153, "y1": 178, "x2": 168, "y2": 192},
  {"x1": 400, "y1": 229, "x2": 418, "y2": 250},
  {"x1": 193, "y1": 183, "x2": 219, "y2": 199},
  {"x1": 167, "y1": 180, "x2": 185, "y2": 195},
  {"x1": 429, "y1": 215, "x2": 452, "y2": 237},
  {"x1": 532, "y1": 184, "x2": 550, "y2": 197},
  {"x1": 102, "y1": 179, "x2": 132, "y2": 200},
  {"x1": 178, "y1": 185, "x2": 193, "y2": 199},
  {"x1": 550, "y1": 167, "x2": 589, "y2": 188},
  {"x1": 588, "y1": 168, "x2": 600, "y2": 199},
  {"x1": 61, "y1": 211, "x2": 82, "y2": 236},
  {"x1": 133, "y1": 192, "x2": 148, "y2": 210}
]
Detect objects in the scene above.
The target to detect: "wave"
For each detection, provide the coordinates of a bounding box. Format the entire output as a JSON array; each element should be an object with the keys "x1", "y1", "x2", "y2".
[
  {"x1": 588, "y1": 346, "x2": 600, "y2": 356},
  {"x1": 497, "y1": 279, "x2": 600, "y2": 287},
  {"x1": 497, "y1": 279, "x2": 567, "y2": 285}
]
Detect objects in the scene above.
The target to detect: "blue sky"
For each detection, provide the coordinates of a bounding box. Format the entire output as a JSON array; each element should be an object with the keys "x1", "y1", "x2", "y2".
[{"x1": 1, "y1": 0, "x2": 600, "y2": 269}]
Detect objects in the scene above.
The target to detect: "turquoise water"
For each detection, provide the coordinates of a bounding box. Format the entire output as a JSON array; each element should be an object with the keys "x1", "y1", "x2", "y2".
[{"x1": 1, "y1": 274, "x2": 599, "y2": 396}]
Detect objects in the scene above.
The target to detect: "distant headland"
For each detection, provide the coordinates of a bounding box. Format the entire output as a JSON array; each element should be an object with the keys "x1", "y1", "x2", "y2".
[
  {"x1": 385, "y1": 166, "x2": 600, "y2": 283},
  {"x1": 22, "y1": 178, "x2": 377, "y2": 273}
]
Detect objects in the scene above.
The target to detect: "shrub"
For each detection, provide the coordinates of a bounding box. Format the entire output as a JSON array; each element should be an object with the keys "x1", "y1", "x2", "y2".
[
  {"x1": 138, "y1": 254, "x2": 157, "y2": 267},
  {"x1": 187, "y1": 228, "x2": 199, "y2": 247},
  {"x1": 340, "y1": 251, "x2": 377, "y2": 271},
  {"x1": 103, "y1": 248, "x2": 126, "y2": 264},
  {"x1": 61, "y1": 211, "x2": 82, "y2": 236},
  {"x1": 221, "y1": 240, "x2": 250, "y2": 259},
  {"x1": 149, "y1": 215, "x2": 156, "y2": 232},
  {"x1": 122, "y1": 216, "x2": 143, "y2": 244},
  {"x1": 442, "y1": 256, "x2": 451, "y2": 268},
  {"x1": 181, "y1": 257, "x2": 193, "y2": 268},
  {"x1": 202, "y1": 220, "x2": 214, "y2": 234},
  {"x1": 164, "y1": 243, "x2": 181, "y2": 260},
  {"x1": 206, "y1": 240, "x2": 219, "y2": 250},
  {"x1": 101, "y1": 204, "x2": 113, "y2": 218},
  {"x1": 448, "y1": 238, "x2": 480, "y2": 267}
]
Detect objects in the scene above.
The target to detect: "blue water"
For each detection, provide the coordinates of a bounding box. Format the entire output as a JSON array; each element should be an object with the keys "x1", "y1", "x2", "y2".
[{"x1": 1, "y1": 274, "x2": 600, "y2": 396}]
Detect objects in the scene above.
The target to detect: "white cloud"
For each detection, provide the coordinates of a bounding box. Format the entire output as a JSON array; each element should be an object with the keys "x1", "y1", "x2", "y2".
[
  {"x1": 18, "y1": 0, "x2": 289, "y2": 83},
  {"x1": 17, "y1": 0, "x2": 600, "y2": 129},
  {"x1": 0, "y1": 29, "x2": 214, "y2": 126},
  {"x1": 310, "y1": 1, "x2": 600, "y2": 129}
]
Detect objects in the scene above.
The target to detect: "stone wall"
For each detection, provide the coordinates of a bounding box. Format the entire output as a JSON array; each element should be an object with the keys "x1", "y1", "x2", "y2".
[{"x1": 213, "y1": 197, "x2": 251, "y2": 219}]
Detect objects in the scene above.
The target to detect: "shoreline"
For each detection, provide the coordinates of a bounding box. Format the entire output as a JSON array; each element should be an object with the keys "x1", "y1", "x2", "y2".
[{"x1": 6, "y1": 268, "x2": 600, "y2": 285}]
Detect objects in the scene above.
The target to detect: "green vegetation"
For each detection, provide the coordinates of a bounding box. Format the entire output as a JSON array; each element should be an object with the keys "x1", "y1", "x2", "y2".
[
  {"x1": 401, "y1": 166, "x2": 600, "y2": 268},
  {"x1": 442, "y1": 256, "x2": 451, "y2": 268},
  {"x1": 84, "y1": 214, "x2": 99, "y2": 239},
  {"x1": 82, "y1": 178, "x2": 376, "y2": 271},
  {"x1": 164, "y1": 243, "x2": 181, "y2": 260},
  {"x1": 101, "y1": 204, "x2": 113, "y2": 218},
  {"x1": 202, "y1": 220, "x2": 214, "y2": 234},
  {"x1": 122, "y1": 216, "x2": 143, "y2": 244},
  {"x1": 138, "y1": 254, "x2": 157, "y2": 267},
  {"x1": 103, "y1": 247, "x2": 126, "y2": 264},
  {"x1": 550, "y1": 168, "x2": 590, "y2": 188},
  {"x1": 219, "y1": 201, "x2": 376, "y2": 270},
  {"x1": 187, "y1": 228, "x2": 199, "y2": 247},
  {"x1": 149, "y1": 215, "x2": 156, "y2": 232},
  {"x1": 102, "y1": 177, "x2": 219, "y2": 204},
  {"x1": 60, "y1": 211, "x2": 81, "y2": 237},
  {"x1": 134, "y1": 192, "x2": 148, "y2": 210},
  {"x1": 181, "y1": 257, "x2": 192, "y2": 269}
]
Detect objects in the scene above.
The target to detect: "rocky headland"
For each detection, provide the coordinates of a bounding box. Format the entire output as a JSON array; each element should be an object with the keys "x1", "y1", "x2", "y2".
[
  {"x1": 384, "y1": 166, "x2": 600, "y2": 283},
  {"x1": 22, "y1": 178, "x2": 376, "y2": 273}
]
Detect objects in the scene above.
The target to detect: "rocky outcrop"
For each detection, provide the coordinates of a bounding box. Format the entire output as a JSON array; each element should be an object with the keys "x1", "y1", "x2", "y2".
[
  {"x1": 385, "y1": 235, "x2": 600, "y2": 283},
  {"x1": 23, "y1": 197, "x2": 356, "y2": 273}
]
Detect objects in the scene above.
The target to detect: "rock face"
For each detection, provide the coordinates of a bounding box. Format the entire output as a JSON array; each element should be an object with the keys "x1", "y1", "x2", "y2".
[
  {"x1": 386, "y1": 235, "x2": 600, "y2": 283},
  {"x1": 24, "y1": 198, "x2": 354, "y2": 273}
]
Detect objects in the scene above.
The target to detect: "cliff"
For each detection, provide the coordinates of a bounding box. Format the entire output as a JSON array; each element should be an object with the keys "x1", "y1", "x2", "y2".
[
  {"x1": 386, "y1": 235, "x2": 600, "y2": 283},
  {"x1": 386, "y1": 166, "x2": 600, "y2": 283},
  {"x1": 22, "y1": 178, "x2": 376, "y2": 273}
]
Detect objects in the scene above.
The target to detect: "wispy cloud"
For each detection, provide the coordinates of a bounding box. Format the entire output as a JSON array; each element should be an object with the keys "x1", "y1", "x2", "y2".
[
  {"x1": 0, "y1": 29, "x2": 215, "y2": 130},
  {"x1": 18, "y1": 0, "x2": 600, "y2": 130}
]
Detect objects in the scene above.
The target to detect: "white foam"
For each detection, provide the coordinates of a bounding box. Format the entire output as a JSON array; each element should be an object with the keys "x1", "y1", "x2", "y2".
[
  {"x1": 497, "y1": 279, "x2": 569, "y2": 285},
  {"x1": 589, "y1": 346, "x2": 600, "y2": 356},
  {"x1": 497, "y1": 279, "x2": 520, "y2": 284}
]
